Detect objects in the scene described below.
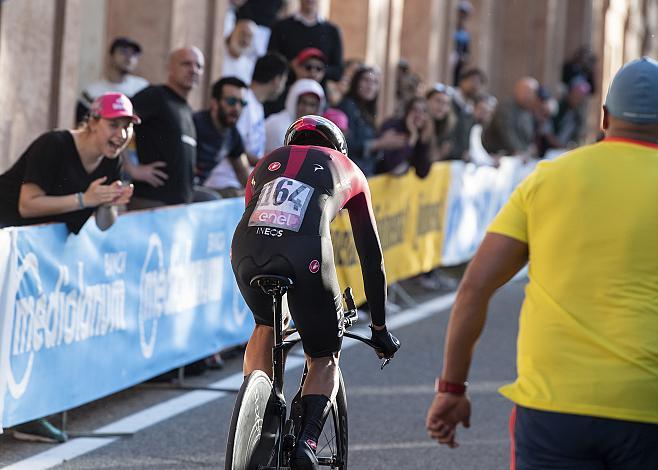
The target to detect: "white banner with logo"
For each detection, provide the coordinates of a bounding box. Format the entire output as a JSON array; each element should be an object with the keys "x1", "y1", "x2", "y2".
[
  {"x1": 0, "y1": 200, "x2": 252, "y2": 431},
  {"x1": 441, "y1": 158, "x2": 537, "y2": 266}
]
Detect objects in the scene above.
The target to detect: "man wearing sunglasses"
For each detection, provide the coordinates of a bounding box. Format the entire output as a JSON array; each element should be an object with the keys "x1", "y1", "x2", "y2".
[
  {"x1": 291, "y1": 47, "x2": 327, "y2": 84},
  {"x1": 265, "y1": 48, "x2": 328, "y2": 117},
  {"x1": 193, "y1": 76, "x2": 252, "y2": 198}
]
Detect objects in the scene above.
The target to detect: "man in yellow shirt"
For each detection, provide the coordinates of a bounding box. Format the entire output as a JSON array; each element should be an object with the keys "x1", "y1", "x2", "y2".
[{"x1": 426, "y1": 57, "x2": 658, "y2": 469}]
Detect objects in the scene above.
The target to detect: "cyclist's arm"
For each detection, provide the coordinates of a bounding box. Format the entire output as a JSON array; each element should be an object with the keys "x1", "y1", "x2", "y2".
[
  {"x1": 344, "y1": 183, "x2": 387, "y2": 327},
  {"x1": 244, "y1": 156, "x2": 267, "y2": 206}
]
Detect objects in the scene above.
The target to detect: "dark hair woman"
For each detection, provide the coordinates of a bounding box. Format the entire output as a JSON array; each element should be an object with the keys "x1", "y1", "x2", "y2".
[
  {"x1": 337, "y1": 65, "x2": 407, "y2": 176},
  {"x1": 375, "y1": 96, "x2": 433, "y2": 178},
  {"x1": 426, "y1": 84, "x2": 458, "y2": 161}
]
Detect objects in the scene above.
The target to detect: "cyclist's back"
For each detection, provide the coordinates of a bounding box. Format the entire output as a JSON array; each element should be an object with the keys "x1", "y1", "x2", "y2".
[
  {"x1": 243, "y1": 144, "x2": 371, "y2": 237},
  {"x1": 232, "y1": 142, "x2": 385, "y2": 355}
]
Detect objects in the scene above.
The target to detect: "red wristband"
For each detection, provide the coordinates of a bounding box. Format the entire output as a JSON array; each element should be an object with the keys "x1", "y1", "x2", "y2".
[{"x1": 435, "y1": 378, "x2": 467, "y2": 395}]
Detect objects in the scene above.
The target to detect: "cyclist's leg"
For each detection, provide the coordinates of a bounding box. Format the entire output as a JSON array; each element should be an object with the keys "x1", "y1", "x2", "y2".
[
  {"x1": 291, "y1": 352, "x2": 340, "y2": 468},
  {"x1": 286, "y1": 238, "x2": 344, "y2": 468},
  {"x1": 244, "y1": 324, "x2": 274, "y2": 377},
  {"x1": 232, "y1": 254, "x2": 288, "y2": 378},
  {"x1": 303, "y1": 352, "x2": 340, "y2": 398}
]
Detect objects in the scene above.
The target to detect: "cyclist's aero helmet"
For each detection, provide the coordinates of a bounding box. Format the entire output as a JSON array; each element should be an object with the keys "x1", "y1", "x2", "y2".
[{"x1": 284, "y1": 114, "x2": 348, "y2": 156}]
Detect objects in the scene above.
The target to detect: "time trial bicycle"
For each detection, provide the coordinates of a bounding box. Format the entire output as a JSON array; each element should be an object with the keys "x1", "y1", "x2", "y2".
[{"x1": 225, "y1": 274, "x2": 392, "y2": 470}]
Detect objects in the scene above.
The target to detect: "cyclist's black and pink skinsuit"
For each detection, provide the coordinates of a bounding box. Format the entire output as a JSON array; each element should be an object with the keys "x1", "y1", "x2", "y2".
[{"x1": 231, "y1": 145, "x2": 386, "y2": 358}]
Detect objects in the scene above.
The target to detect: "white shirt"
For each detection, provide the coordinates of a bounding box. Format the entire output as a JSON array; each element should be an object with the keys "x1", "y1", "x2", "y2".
[
  {"x1": 80, "y1": 75, "x2": 149, "y2": 107},
  {"x1": 221, "y1": 52, "x2": 257, "y2": 85},
  {"x1": 237, "y1": 88, "x2": 265, "y2": 158}
]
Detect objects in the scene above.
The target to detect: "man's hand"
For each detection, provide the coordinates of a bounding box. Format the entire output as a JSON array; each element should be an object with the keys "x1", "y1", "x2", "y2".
[
  {"x1": 369, "y1": 325, "x2": 401, "y2": 359},
  {"x1": 426, "y1": 393, "x2": 471, "y2": 448},
  {"x1": 128, "y1": 161, "x2": 168, "y2": 187}
]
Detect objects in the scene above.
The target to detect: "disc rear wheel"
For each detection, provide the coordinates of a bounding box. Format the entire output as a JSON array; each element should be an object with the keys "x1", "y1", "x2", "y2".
[{"x1": 225, "y1": 370, "x2": 279, "y2": 470}]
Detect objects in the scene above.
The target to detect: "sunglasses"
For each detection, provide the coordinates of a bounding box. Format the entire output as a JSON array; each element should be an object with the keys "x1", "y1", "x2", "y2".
[
  {"x1": 223, "y1": 97, "x2": 248, "y2": 107},
  {"x1": 304, "y1": 63, "x2": 325, "y2": 73}
]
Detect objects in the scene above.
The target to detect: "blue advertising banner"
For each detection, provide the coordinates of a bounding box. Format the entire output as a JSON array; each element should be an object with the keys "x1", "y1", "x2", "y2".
[{"x1": 0, "y1": 199, "x2": 252, "y2": 430}]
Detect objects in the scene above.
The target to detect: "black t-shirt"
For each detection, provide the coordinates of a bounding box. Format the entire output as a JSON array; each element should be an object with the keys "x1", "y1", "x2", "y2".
[
  {"x1": 268, "y1": 16, "x2": 344, "y2": 82},
  {"x1": 236, "y1": 0, "x2": 283, "y2": 28},
  {"x1": 0, "y1": 130, "x2": 121, "y2": 233},
  {"x1": 132, "y1": 85, "x2": 197, "y2": 204},
  {"x1": 193, "y1": 110, "x2": 245, "y2": 183}
]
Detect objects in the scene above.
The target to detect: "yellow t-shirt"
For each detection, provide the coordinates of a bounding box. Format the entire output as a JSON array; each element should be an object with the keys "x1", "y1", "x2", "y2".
[{"x1": 488, "y1": 138, "x2": 658, "y2": 424}]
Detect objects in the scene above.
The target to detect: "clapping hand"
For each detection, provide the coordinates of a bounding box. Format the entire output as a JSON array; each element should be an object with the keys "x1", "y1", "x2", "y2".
[
  {"x1": 83, "y1": 177, "x2": 121, "y2": 207},
  {"x1": 110, "y1": 180, "x2": 134, "y2": 205}
]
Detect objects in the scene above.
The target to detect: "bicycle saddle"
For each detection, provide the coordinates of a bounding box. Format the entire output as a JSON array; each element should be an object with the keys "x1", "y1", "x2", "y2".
[{"x1": 250, "y1": 274, "x2": 293, "y2": 294}]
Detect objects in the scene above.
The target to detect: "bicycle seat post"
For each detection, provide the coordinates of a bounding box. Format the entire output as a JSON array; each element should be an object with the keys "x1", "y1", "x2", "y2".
[
  {"x1": 249, "y1": 274, "x2": 293, "y2": 470},
  {"x1": 271, "y1": 286, "x2": 287, "y2": 400},
  {"x1": 249, "y1": 274, "x2": 293, "y2": 402}
]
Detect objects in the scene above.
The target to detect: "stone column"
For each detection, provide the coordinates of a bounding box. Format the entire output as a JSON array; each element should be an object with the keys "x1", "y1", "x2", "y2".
[
  {"x1": 643, "y1": 0, "x2": 658, "y2": 55},
  {"x1": 0, "y1": 0, "x2": 82, "y2": 171},
  {"x1": 400, "y1": 0, "x2": 451, "y2": 87},
  {"x1": 106, "y1": 0, "x2": 227, "y2": 110},
  {"x1": 469, "y1": 0, "x2": 496, "y2": 85},
  {"x1": 55, "y1": 0, "x2": 84, "y2": 128},
  {"x1": 330, "y1": 0, "x2": 401, "y2": 122},
  {"x1": 329, "y1": 0, "x2": 370, "y2": 61},
  {"x1": 77, "y1": 0, "x2": 107, "y2": 102},
  {"x1": 481, "y1": 0, "x2": 558, "y2": 98}
]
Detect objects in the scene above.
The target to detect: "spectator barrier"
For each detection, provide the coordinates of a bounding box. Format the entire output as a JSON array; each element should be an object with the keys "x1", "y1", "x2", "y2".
[
  {"x1": 0, "y1": 200, "x2": 252, "y2": 431},
  {"x1": 0, "y1": 157, "x2": 536, "y2": 432},
  {"x1": 332, "y1": 157, "x2": 536, "y2": 304}
]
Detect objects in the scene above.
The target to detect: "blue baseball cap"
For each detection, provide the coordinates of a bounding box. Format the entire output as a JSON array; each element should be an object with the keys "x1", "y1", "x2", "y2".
[{"x1": 605, "y1": 57, "x2": 658, "y2": 123}]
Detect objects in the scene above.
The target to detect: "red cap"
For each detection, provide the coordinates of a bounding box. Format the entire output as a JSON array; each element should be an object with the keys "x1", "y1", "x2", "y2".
[
  {"x1": 294, "y1": 47, "x2": 327, "y2": 65},
  {"x1": 89, "y1": 92, "x2": 141, "y2": 124}
]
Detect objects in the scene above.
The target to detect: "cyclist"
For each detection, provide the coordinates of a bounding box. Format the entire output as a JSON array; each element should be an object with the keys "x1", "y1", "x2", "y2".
[{"x1": 231, "y1": 115, "x2": 400, "y2": 469}]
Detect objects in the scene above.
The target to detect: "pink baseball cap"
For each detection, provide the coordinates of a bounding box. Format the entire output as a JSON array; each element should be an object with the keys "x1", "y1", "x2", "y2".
[
  {"x1": 322, "y1": 108, "x2": 349, "y2": 132},
  {"x1": 89, "y1": 92, "x2": 141, "y2": 124}
]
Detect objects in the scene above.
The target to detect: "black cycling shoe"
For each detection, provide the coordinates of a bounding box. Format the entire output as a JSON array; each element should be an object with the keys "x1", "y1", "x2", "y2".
[{"x1": 290, "y1": 439, "x2": 319, "y2": 470}]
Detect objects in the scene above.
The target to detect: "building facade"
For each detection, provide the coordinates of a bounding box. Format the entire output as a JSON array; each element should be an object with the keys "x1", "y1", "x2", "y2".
[{"x1": 0, "y1": 0, "x2": 657, "y2": 171}]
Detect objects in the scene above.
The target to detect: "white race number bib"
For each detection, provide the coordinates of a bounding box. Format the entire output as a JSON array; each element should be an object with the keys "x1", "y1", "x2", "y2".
[{"x1": 248, "y1": 177, "x2": 314, "y2": 232}]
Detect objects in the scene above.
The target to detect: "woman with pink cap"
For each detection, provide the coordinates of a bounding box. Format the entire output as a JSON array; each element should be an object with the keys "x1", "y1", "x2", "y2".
[{"x1": 0, "y1": 92, "x2": 138, "y2": 234}]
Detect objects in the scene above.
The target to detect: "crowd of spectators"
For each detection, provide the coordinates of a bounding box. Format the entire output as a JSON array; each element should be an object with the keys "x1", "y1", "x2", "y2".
[
  {"x1": 0, "y1": 0, "x2": 600, "y2": 264},
  {"x1": 2, "y1": 0, "x2": 599, "y2": 236}
]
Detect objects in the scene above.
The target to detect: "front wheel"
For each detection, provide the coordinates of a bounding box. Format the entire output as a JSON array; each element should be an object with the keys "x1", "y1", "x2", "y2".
[
  {"x1": 315, "y1": 370, "x2": 348, "y2": 469},
  {"x1": 225, "y1": 370, "x2": 279, "y2": 470}
]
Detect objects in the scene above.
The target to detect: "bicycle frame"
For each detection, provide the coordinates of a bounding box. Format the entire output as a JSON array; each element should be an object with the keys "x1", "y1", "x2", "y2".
[{"x1": 250, "y1": 279, "x2": 389, "y2": 470}]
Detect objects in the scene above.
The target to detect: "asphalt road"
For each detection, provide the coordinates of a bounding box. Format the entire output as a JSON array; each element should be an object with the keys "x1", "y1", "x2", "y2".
[{"x1": 0, "y1": 278, "x2": 524, "y2": 470}]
